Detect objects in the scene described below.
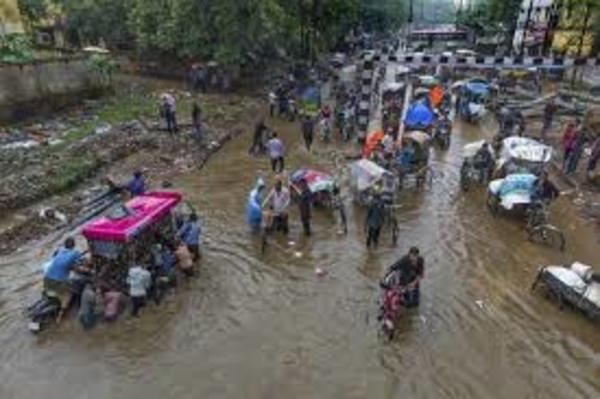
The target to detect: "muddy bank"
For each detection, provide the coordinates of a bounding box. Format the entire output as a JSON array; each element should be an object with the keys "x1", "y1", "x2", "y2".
[{"x1": 0, "y1": 85, "x2": 261, "y2": 255}]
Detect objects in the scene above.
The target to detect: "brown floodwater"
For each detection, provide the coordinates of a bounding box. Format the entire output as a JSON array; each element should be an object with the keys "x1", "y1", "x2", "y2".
[{"x1": 0, "y1": 104, "x2": 599, "y2": 398}]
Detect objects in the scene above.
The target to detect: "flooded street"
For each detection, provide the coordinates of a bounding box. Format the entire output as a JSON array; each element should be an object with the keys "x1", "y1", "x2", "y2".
[{"x1": 1, "y1": 106, "x2": 599, "y2": 398}]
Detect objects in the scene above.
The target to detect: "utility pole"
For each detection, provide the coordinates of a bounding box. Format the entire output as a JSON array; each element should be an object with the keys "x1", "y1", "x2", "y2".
[{"x1": 407, "y1": 0, "x2": 414, "y2": 48}]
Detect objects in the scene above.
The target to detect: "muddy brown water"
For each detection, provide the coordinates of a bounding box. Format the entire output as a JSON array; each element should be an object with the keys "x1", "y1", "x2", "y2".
[{"x1": 0, "y1": 112, "x2": 599, "y2": 398}]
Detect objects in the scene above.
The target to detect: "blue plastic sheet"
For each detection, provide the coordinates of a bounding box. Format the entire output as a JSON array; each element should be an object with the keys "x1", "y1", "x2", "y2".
[
  {"x1": 405, "y1": 102, "x2": 434, "y2": 129},
  {"x1": 498, "y1": 174, "x2": 537, "y2": 198}
]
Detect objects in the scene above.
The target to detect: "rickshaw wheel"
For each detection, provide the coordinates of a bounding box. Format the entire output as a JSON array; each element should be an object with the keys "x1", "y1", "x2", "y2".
[{"x1": 528, "y1": 224, "x2": 566, "y2": 252}]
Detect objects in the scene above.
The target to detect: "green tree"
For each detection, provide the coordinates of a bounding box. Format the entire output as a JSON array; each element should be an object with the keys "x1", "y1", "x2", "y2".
[
  {"x1": 17, "y1": 0, "x2": 48, "y2": 23},
  {"x1": 55, "y1": 0, "x2": 132, "y2": 48}
]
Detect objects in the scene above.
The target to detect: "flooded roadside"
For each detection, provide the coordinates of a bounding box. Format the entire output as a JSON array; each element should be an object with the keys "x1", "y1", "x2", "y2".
[{"x1": 1, "y1": 104, "x2": 598, "y2": 398}]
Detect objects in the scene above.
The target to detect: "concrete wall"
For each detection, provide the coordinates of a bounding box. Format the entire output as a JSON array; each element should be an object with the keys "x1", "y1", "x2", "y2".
[{"x1": 0, "y1": 58, "x2": 105, "y2": 122}]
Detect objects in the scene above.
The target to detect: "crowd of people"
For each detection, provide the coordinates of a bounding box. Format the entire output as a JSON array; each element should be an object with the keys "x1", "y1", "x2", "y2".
[{"x1": 35, "y1": 170, "x2": 203, "y2": 331}]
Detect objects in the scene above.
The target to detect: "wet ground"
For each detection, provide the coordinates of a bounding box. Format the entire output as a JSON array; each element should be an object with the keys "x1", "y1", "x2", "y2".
[{"x1": 1, "y1": 105, "x2": 599, "y2": 398}]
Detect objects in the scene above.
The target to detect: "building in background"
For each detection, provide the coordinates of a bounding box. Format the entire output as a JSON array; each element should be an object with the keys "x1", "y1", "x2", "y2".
[
  {"x1": 0, "y1": 0, "x2": 25, "y2": 34},
  {"x1": 512, "y1": 0, "x2": 555, "y2": 55},
  {"x1": 552, "y1": 1, "x2": 595, "y2": 57}
]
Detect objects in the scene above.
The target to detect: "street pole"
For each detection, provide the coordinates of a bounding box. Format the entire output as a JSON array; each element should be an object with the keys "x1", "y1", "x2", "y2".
[{"x1": 407, "y1": 0, "x2": 414, "y2": 49}]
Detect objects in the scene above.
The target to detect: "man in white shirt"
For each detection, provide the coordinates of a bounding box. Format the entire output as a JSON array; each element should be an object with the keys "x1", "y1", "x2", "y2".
[
  {"x1": 127, "y1": 264, "x2": 151, "y2": 317},
  {"x1": 267, "y1": 132, "x2": 285, "y2": 173},
  {"x1": 268, "y1": 179, "x2": 290, "y2": 234}
]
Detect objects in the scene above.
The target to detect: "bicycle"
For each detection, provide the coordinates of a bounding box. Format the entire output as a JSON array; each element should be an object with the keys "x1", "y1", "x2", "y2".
[{"x1": 526, "y1": 201, "x2": 566, "y2": 251}]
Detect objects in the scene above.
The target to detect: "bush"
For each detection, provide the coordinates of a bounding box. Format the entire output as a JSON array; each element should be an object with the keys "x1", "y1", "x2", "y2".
[{"x1": 0, "y1": 34, "x2": 34, "y2": 63}]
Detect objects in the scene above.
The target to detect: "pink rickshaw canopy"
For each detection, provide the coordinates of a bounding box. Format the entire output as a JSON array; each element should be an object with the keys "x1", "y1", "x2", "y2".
[{"x1": 82, "y1": 191, "x2": 182, "y2": 243}]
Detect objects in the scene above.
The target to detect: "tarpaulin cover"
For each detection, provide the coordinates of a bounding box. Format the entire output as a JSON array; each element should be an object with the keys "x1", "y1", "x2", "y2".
[
  {"x1": 501, "y1": 136, "x2": 552, "y2": 163},
  {"x1": 291, "y1": 168, "x2": 335, "y2": 193},
  {"x1": 488, "y1": 173, "x2": 536, "y2": 209},
  {"x1": 463, "y1": 140, "x2": 489, "y2": 158},
  {"x1": 82, "y1": 191, "x2": 182, "y2": 243},
  {"x1": 362, "y1": 130, "x2": 385, "y2": 157},
  {"x1": 351, "y1": 159, "x2": 389, "y2": 191},
  {"x1": 405, "y1": 103, "x2": 435, "y2": 129},
  {"x1": 464, "y1": 81, "x2": 490, "y2": 96}
]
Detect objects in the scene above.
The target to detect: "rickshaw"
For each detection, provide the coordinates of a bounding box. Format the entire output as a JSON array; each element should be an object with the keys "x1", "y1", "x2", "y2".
[
  {"x1": 532, "y1": 262, "x2": 600, "y2": 322},
  {"x1": 82, "y1": 191, "x2": 183, "y2": 287},
  {"x1": 350, "y1": 159, "x2": 400, "y2": 244},
  {"x1": 27, "y1": 191, "x2": 184, "y2": 332},
  {"x1": 290, "y1": 168, "x2": 347, "y2": 234},
  {"x1": 460, "y1": 140, "x2": 494, "y2": 191},
  {"x1": 487, "y1": 174, "x2": 565, "y2": 250},
  {"x1": 459, "y1": 79, "x2": 491, "y2": 123},
  {"x1": 394, "y1": 131, "x2": 433, "y2": 189},
  {"x1": 395, "y1": 65, "x2": 411, "y2": 83},
  {"x1": 494, "y1": 136, "x2": 552, "y2": 179},
  {"x1": 382, "y1": 82, "x2": 405, "y2": 103}
]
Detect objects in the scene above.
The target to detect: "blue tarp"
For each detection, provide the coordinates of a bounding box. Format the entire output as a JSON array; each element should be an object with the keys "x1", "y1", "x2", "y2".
[
  {"x1": 405, "y1": 102, "x2": 435, "y2": 129},
  {"x1": 497, "y1": 173, "x2": 537, "y2": 198}
]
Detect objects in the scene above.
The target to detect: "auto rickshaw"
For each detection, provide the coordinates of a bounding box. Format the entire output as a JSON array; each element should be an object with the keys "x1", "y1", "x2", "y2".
[
  {"x1": 350, "y1": 159, "x2": 400, "y2": 244},
  {"x1": 394, "y1": 130, "x2": 433, "y2": 189},
  {"x1": 459, "y1": 79, "x2": 491, "y2": 123}
]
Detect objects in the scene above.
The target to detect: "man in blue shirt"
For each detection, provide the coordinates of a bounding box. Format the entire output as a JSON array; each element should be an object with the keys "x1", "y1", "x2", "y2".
[
  {"x1": 43, "y1": 237, "x2": 83, "y2": 322},
  {"x1": 127, "y1": 171, "x2": 146, "y2": 197},
  {"x1": 177, "y1": 213, "x2": 202, "y2": 261}
]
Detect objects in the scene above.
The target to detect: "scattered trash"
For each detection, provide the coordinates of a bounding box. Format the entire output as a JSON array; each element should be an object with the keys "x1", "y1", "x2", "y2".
[
  {"x1": 294, "y1": 251, "x2": 303, "y2": 258},
  {"x1": 48, "y1": 139, "x2": 64, "y2": 146},
  {"x1": 94, "y1": 123, "x2": 112, "y2": 135},
  {"x1": 0, "y1": 140, "x2": 39, "y2": 150},
  {"x1": 315, "y1": 267, "x2": 328, "y2": 277},
  {"x1": 287, "y1": 240, "x2": 295, "y2": 246},
  {"x1": 39, "y1": 208, "x2": 68, "y2": 223},
  {"x1": 475, "y1": 300, "x2": 485, "y2": 309}
]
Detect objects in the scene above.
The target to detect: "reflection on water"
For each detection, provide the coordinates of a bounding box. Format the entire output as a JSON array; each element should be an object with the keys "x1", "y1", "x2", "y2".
[{"x1": 0, "y1": 112, "x2": 599, "y2": 399}]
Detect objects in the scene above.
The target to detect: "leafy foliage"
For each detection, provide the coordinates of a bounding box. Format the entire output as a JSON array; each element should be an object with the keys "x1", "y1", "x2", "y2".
[
  {"x1": 0, "y1": 34, "x2": 35, "y2": 63},
  {"x1": 17, "y1": 0, "x2": 48, "y2": 22},
  {"x1": 22, "y1": 0, "x2": 408, "y2": 67}
]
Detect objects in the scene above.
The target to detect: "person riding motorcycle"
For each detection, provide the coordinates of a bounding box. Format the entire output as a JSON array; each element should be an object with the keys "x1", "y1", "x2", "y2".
[{"x1": 382, "y1": 247, "x2": 424, "y2": 308}]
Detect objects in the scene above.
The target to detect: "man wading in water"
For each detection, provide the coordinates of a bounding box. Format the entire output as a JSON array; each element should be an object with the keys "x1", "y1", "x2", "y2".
[{"x1": 267, "y1": 132, "x2": 285, "y2": 173}]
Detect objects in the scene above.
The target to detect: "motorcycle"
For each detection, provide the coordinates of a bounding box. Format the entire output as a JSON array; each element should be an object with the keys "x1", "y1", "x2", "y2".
[
  {"x1": 26, "y1": 291, "x2": 61, "y2": 333},
  {"x1": 378, "y1": 284, "x2": 405, "y2": 340}
]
